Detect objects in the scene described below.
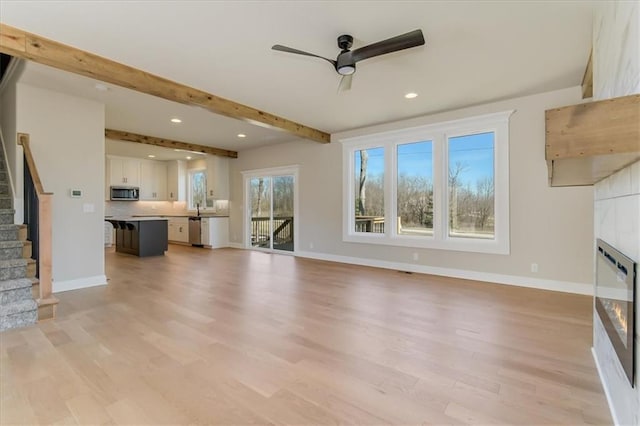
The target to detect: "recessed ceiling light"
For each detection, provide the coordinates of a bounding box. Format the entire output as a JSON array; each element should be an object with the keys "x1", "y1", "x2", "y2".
[
  {"x1": 186, "y1": 156, "x2": 192, "y2": 160},
  {"x1": 170, "y1": 118, "x2": 182, "y2": 123},
  {"x1": 404, "y1": 92, "x2": 418, "y2": 99},
  {"x1": 237, "y1": 133, "x2": 246, "y2": 138},
  {"x1": 147, "y1": 154, "x2": 156, "y2": 158},
  {"x1": 94, "y1": 83, "x2": 109, "y2": 92},
  {"x1": 173, "y1": 149, "x2": 181, "y2": 152}
]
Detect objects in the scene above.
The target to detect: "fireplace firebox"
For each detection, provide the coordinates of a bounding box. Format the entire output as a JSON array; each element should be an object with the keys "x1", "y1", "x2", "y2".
[{"x1": 596, "y1": 239, "x2": 636, "y2": 386}]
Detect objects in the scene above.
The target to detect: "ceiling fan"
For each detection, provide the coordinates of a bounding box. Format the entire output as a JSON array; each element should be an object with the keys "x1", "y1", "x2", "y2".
[{"x1": 272, "y1": 29, "x2": 425, "y2": 91}]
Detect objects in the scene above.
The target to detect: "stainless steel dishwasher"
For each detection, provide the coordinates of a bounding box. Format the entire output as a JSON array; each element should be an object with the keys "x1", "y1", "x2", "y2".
[{"x1": 188, "y1": 216, "x2": 202, "y2": 246}]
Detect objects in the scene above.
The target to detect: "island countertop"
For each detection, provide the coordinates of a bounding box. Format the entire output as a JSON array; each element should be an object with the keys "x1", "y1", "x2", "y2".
[
  {"x1": 130, "y1": 214, "x2": 230, "y2": 218},
  {"x1": 106, "y1": 217, "x2": 168, "y2": 222}
]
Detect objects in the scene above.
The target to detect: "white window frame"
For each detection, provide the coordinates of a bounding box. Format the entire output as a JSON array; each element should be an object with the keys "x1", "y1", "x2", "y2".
[{"x1": 340, "y1": 110, "x2": 513, "y2": 255}]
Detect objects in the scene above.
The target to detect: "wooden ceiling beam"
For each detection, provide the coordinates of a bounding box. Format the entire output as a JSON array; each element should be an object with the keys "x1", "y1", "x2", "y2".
[
  {"x1": 0, "y1": 23, "x2": 331, "y2": 144},
  {"x1": 105, "y1": 129, "x2": 238, "y2": 158}
]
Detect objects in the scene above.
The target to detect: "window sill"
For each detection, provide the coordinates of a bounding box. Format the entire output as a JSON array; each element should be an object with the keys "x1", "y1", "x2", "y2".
[{"x1": 343, "y1": 233, "x2": 509, "y2": 255}]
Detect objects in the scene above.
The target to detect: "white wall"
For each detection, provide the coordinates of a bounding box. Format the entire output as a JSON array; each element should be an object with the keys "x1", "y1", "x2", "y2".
[
  {"x1": 592, "y1": 2, "x2": 640, "y2": 425},
  {"x1": 16, "y1": 83, "x2": 106, "y2": 292},
  {"x1": 0, "y1": 60, "x2": 25, "y2": 223},
  {"x1": 229, "y1": 86, "x2": 594, "y2": 293}
]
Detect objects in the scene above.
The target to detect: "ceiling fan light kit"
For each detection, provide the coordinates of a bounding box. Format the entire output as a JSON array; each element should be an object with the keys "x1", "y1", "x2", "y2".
[
  {"x1": 337, "y1": 65, "x2": 355, "y2": 75},
  {"x1": 272, "y1": 29, "x2": 425, "y2": 91}
]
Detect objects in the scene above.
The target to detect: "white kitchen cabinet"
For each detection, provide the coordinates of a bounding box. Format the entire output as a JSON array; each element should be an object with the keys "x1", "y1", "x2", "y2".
[
  {"x1": 167, "y1": 160, "x2": 186, "y2": 202},
  {"x1": 201, "y1": 217, "x2": 229, "y2": 248},
  {"x1": 205, "y1": 156, "x2": 229, "y2": 200},
  {"x1": 140, "y1": 160, "x2": 167, "y2": 201},
  {"x1": 108, "y1": 156, "x2": 141, "y2": 187},
  {"x1": 168, "y1": 217, "x2": 189, "y2": 243}
]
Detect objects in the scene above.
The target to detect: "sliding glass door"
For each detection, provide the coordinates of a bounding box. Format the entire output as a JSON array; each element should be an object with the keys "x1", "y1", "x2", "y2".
[
  {"x1": 249, "y1": 177, "x2": 272, "y2": 249},
  {"x1": 246, "y1": 167, "x2": 297, "y2": 253}
]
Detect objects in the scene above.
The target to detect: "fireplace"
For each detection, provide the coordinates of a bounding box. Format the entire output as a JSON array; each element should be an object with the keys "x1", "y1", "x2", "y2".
[{"x1": 596, "y1": 239, "x2": 636, "y2": 386}]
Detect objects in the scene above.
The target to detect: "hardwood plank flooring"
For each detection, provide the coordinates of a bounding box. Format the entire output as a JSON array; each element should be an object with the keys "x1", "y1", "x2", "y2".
[{"x1": 1, "y1": 245, "x2": 611, "y2": 425}]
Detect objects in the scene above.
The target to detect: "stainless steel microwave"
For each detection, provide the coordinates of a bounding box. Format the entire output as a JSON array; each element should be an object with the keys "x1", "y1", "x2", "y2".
[{"x1": 110, "y1": 186, "x2": 139, "y2": 201}]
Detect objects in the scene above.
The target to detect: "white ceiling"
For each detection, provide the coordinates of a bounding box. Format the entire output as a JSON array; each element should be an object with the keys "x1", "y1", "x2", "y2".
[{"x1": 2, "y1": 1, "x2": 594, "y2": 154}]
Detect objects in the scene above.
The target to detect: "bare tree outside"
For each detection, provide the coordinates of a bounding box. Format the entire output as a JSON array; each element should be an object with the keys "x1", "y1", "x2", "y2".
[
  {"x1": 475, "y1": 176, "x2": 494, "y2": 230},
  {"x1": 250, "y1": 175, "x2": 295, "y2": 250},
  {"x1": 255, "y1": 177, "x2": 265, "y2": 216},
  {"x1": 357, "y1": 150, "x2": 368, "y2": 216},
  {"x1": 448, "y1": 161, "x2": 468, "y2": 230},
  {"x1": 354, "y1": 148, "x2": 384, "y2": 233},
  {"x1": 350, "y1": 134, "x2": 494, "y2": 238},
  {"x1": 190, "y1": 170, "x2": 206, "y2": 210},
  {"x1": 448, "y1": 132, "x2": 495, "y2": 238},
  {"x1": 396, "y1": 140, "x2": 434, "y2": 235}
]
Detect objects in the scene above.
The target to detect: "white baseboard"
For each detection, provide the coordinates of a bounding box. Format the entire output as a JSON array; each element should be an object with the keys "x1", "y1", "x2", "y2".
[
  {"x1": 228, "y1": 242, "x2": 244, "y2": 249},
  {"x1": 295, "y1": 250, "x2": 593, "y2": 295},
  {"x1": 592, "y1": 347, "x2": 620, "y2": 426},
  {"x1": 53, "y1": 275, "x2": 107, "y2": 293}
]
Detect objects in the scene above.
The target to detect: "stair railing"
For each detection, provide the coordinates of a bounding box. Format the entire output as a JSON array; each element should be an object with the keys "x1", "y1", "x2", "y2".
[{"x1": 18, "y1": 133, "x2": 53, "y2": 301}]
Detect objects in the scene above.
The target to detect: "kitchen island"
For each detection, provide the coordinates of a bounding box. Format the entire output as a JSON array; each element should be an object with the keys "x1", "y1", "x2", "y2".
[{"x1": 106, "y1": 217, "x2": 168, "y2": 257}]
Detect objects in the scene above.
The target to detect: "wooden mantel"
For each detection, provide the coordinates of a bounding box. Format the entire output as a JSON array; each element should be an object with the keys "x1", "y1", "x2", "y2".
[
  {"x1": 545, "y1": 94, "x2": 640, "y2": 186},
  {"x1": 0, "y1": 23, "x2": 331, "y2": 144}
]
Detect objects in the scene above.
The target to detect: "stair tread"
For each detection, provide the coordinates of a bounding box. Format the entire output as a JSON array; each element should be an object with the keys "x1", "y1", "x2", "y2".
[
  {"x1": 0, "y1": 278, "x2": 33, "y2": 291},
  {"x1": 0, "y1": 258, "x2": 28, "y2": 267},
  {"x1": 0, "y1": 224, "x2": 19, "y2": 231},
  {"x1": 0, "y1": 241, "x2": 25, "y2": 248},
  {"x1": 0, "y1": 299, "x2": 37, "y2": 316},
  {"x1": 0, "y1": 209, "x2": 15, "y2": 214}
]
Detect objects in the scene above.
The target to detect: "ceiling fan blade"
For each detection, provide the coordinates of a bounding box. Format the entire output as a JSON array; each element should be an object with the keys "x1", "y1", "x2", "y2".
[
  {"x1": 337, "y1": 74, "x2": 353, "y2": 92},
  {"x1": 350, "y1": 29, "x2": 425, "y2": 63},
  {"x1": 272, "y1": 45, "x2": 336, "y2": 66}
]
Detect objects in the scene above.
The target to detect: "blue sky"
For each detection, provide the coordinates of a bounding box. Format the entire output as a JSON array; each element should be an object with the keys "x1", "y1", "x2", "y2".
[
  {"x1": 398, "y1": 141, "x2": 432, "y2": 178},
  {"x1": 449, "y1": 132, "x2": 494, "y2": 187},
  {"x1": 355, "y1": 132, "x2": 494, "y2": 187}
]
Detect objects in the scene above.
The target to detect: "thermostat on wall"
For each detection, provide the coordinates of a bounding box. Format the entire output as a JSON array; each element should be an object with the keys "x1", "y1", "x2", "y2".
[{"x1": 70, "y1": 189, "x2": 82, "y2": 198}]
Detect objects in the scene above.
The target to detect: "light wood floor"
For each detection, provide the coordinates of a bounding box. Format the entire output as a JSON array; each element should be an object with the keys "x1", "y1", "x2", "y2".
[{"x1": 1, "y1": 245, "x2": 611, "y2": 425}]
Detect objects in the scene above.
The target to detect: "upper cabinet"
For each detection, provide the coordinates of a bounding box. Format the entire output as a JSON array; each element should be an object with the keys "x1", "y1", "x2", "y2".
[
  {"x1": 206, "y1": 156, "x2": 229, "y2": 200},
  {"x1": 167, "y1": 160, "x2": 186, "y2": 202},
  {"x1": 106, "y1": 155, "x2": 170, "y2": 201},
  {"x1": 139, "y1": 160, "x2": 167, "y2": 201},
  {"x1": 108, "y1": 156, "x2": 141, "y2": 187},
  {"x1": 545, "y1": 94, "x2": 640, "y2": 186}
]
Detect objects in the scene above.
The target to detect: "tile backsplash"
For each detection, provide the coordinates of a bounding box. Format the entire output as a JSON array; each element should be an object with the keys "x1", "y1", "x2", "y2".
[{"x1": 105, "y1": 200, "x2": 229, "y2": 217}]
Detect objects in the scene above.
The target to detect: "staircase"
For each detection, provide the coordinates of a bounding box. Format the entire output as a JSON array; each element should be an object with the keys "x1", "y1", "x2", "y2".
[{"x1": 0, "y1": 152, "x2": 38, "y2": 332}]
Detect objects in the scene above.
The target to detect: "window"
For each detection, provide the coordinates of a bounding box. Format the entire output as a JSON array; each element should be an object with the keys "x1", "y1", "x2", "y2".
[
  {"x1": 341, "y1": 111, "x2": 512, "y2": 254},
  {"x1": 354, "y1": 147, "x2": 384, "y2": 233},
  {"x1": 448, "y1": 132, "x2": 494, "y2": 239},
  {"x1": 397, "y1": 141, "x2": 433, "y2": 236},
  {"x1": 188, "y1": 169, "x2": 207, "y2": 210}
]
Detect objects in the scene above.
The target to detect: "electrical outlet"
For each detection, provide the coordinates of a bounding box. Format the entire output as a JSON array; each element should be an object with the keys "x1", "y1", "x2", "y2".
[
  {"x1": 309, "y1": 242, "x2": 314, "y2": 249},
  {"x1": 531, "y1": 263, "x2": 539, "y2": 273},
  {"x1": 412, "y1": 252, "x2": 419, "y2": 261}
]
